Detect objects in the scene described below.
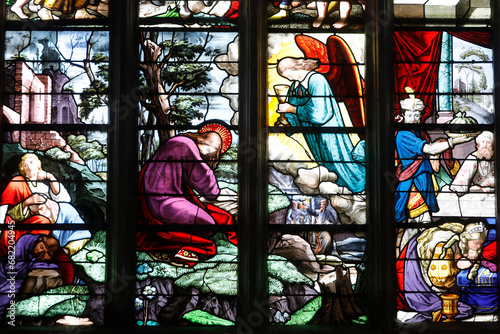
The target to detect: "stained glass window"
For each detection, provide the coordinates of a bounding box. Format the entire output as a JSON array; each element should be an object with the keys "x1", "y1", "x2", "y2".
[
  {"x1": 1, "y1": 0, "x2": 109, "y2": 325},
  {"x1": 267, "y1": 0, "x2": 367, "y2": 326},
  {"x1": 1, "y1": 36, "x2": 108, "y2": 325},
  {"x1": 394, "y1": 28, "x2": 497, "y2": 323},
  {"x1": 1, "y1": 0, "x2": 499, "y2": 332},
  {"x1": 135, "y1": 5, "x2": 239, "y2": 326}
]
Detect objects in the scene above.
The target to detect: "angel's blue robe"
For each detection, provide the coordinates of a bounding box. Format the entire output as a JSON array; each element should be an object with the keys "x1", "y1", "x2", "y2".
[
  {"x1": 285, "y1": 72, "x2": 366, "y2": 193},
  {"x1": 394, "y1": 130, "x2": 438, "y2": 222}
]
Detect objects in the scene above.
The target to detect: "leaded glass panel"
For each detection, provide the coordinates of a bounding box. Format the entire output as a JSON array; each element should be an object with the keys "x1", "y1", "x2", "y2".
[
  {"x1": 6, "y1": 0, "x2": 108, "y2": 20},
  {"x1": 135, "y1": 27, "x2": 239, "y2": 326},
  {"x1": 394, "y1": 29, "x2": 497, "y2": 323},
  {"x1": 139, "y1": 0, "x2": 238, "y2": 28},
  {"x1": 267, "y1": 30, "x2": 367, "y2": 325},
  {"x1": 1, "y1": 30, "x2": 108, "y2": 326}
]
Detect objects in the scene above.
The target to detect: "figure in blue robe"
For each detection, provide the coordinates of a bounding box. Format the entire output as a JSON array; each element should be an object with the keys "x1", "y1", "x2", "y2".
[
  {"x1": 394, "y1": 130, "x2": 438, "y2": 222},
  {"x1": 284, "y1": 71, "x2": 366, "y2": 193}
]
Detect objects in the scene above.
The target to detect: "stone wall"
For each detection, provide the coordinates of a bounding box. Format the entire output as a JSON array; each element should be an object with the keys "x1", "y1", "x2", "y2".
[
  {"x1": 20, "y1": 130, "x2": 67, "y2": 151},
  {"x1": 13, "y1": 61, "x2": 52, "y2": 124}
]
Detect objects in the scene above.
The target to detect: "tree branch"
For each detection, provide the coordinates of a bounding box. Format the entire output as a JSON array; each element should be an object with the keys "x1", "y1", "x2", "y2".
[
  {"x1": 166, "y1": 66, "x2": 209, "y2": 95},
  {"x1": 159, "y1": 48, "x2": 172, "y2": 70},
  {"x1": 83, "y1": 34, "x2": 97, "y2": 84}
]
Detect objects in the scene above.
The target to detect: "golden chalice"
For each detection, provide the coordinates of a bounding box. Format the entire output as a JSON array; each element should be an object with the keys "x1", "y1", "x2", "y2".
[
  {"x1": 273, "y1": 84, "x2": 291, "y2": 127},
  {"x1": 440, "y1": 293, "x2": 459, "y2": 322}
]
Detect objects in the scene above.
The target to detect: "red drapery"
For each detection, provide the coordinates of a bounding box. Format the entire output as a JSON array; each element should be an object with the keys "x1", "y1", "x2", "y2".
[
  {"x1": 449, "y1": 31, "x2": 492, "y2": 49},
  {"x1": 394, "y1": 31, "x2": 492, "y2": 123},
  {"x1": 394, "y1": 31, "x2": 443, "y2": 122}
]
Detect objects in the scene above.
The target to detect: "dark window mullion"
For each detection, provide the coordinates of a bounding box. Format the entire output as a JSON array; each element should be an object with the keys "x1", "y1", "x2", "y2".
[
  {"x1": 238, "y1": 0, "x2": 269, "y2": 332},
  {"x1": 106, "y1": 0, "x2": 139, "y2": 329},
  {"x1": 365, "y1": 0, "x2": 396, "y2": 331}
]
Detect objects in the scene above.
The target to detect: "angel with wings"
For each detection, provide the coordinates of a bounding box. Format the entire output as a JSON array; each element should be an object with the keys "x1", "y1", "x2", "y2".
[{"x1": 276, "y1": 35, "x2": 366, "y2": 193}]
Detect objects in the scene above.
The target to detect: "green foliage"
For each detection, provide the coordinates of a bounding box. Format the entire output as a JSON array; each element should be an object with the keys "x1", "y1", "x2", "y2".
[
  {"x1": 6, "y1": 0, "x2": 15, "y2": 6},
  {"x1": 79, "y1": 80, "x2": 108, "y2": 120},
  {"x1": 215, "y1": 145, "x2": 238, "y2": 180},
  {"x1": 160, "y1": 40, "x2": 207, "y2": 61},
  {"x1": 269, "y1": 277, "x2": 284, "y2": 294},
  {"x1": 219, "y1": 145, "x2": 237, "y2": 162},
  {"x1": 174, "y1": 262, "x2": 238, "y2": 295},
  {"x1": 44, "y1": 147, "x2": 72, "y2": 161},
  {"x1": 183, "y1": 310, "x2": 234, "y2": 326},
  {"x1": 137, "y1": 233, "x2": 311, "y2": 303},
  {"x1": 478, "y1": 72, "x2": 488, "y2": 91},
  {"x1": 5, "y1": 55, "x2": 28, "y2": 68},
  {"x1": 66, "y1": 134, "x2": 106, "y2": 161},
  {"x1": 211, "y1": 232, "x2": 238, "y2": 255},
  {"x1": 138, "y1": 35, "x2": 222, "y2": 132},
  {"x1": 44, "y1": 297, "x2": 86, "y2": 318},
  {"x1": 15, "y1": 285, "x2": 89, "y2": 317},
  {"x1": 87, "y1": 250, "x2": 104, "y2": 263},
  {"x1": 268, "y1": 255, "x2": 313, "y2": 286},
  {"x1": 162, "y1": 63, "x2": 212, "y2": 91},
  {"x1": 137, "y1": 234, "x2": 238, "y2": 291},
  {"x1": 159, "y1": 34, "x2": 220, "y2": 91},
  {"x1": 71, "y1": 231, "x2": 106, "y2": 282},
  {"x1": 456, "y1": 64, "x2": 488, "y2": 95},
  {"x1": 152, "y1": 6, "x2": 178, "y2": 18},
  {"x1": 158, "y1": 38, "x2": 218, "y2": 91},
  {"x1": 93, "y1": 53, "x2": 109, "y2": 82},
  {"x1": 78, "y1": 53, "x2": 109, "y2": 119},
  {"x1": 9, "y1": 55, "x2": 28, "y2": 61},
  {"x1": 285, "y1": 297, "x2": 322, "y2": 325},
  {"x1": 135, "y1": 257, "x2": 194, "y2": 281},
  {"x1": 268, "y1": 185, "x2": 291, "y2": 213},
  {"x1": 170, "y1": 96, "x2": 204, "y2": 125},
  {"x1": 460, "y1": 49, "x2": 491, "y2": 62},
  {"x1": 351, "y1": 314, "x2": 368, "y2": 324}
]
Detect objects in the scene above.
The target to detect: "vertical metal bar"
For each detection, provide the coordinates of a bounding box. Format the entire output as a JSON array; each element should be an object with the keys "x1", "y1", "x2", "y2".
[
  {"x1": 106, "y1": 0, "x2": 139, "y2": 329},
  {"x1": 491, "y1": 0, "x2": 500, "y2": 325},
  {"x1": 365, "y1": 0, "x2": 396, "y2": 331},
  {"x1": 0, "y1": 0, "x2": 5, "y2": 170},
  {"x1": 237, "y1": 0, "x2": 269, "y2": 331}
]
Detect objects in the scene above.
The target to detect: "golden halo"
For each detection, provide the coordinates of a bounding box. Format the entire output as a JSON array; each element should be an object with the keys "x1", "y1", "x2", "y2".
[{"x1": 198, "y1": 122, "x2": 232, "y2": 154}]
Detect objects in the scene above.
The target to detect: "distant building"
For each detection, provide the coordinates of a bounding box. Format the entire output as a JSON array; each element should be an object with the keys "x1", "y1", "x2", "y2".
[
  {"x1": 453, "y1": 78, "x2": 466, "y2": 94},
  {"x1": 39, "y1": 38, "x2": 61, "y2": 71},
  {"x1": 3, "y1": 60, "x2": 82, "y2": 151},
  {"x1": 43, "y1": 68, "x2": 81, "y2": 125}
]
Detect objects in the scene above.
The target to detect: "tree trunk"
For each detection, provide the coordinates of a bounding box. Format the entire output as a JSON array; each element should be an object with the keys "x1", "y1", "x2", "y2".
[
  {"x1": 310, "y1": 266, "x2": 363, "y2": 325},
  {"x1": 140, "y1": 35, "x2": 175, "y2": 144}
]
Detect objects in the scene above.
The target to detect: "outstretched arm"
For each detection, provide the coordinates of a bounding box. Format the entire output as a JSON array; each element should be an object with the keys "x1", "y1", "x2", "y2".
[{"x1": 423, "y1": 135, "x2": 474, "y2": 155}]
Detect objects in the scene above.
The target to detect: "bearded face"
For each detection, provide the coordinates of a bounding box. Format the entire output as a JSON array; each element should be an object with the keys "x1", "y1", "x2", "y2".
[
  {"x1": 476, "y1": 137, "x2": 494, "y2": 160},
  {"x1": 32, "y1": 240, "x2": 53, "y2": 261}
]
